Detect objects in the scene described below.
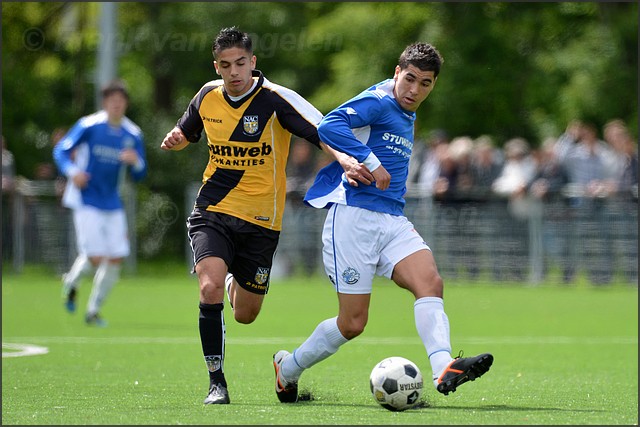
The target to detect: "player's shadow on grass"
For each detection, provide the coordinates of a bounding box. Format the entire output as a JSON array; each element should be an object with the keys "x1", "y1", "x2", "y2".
[
  {"x1": 426, "y1": 404, "x2": 605, "y2": 413},
  {"x1": 276, "y1": 400, "x2": 605, "y2": 414}
]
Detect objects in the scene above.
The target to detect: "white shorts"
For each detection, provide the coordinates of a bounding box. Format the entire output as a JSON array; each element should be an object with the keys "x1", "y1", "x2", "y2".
[
  {"x1": 72, "y1": 206, "x2": 130, "y2": 258},
  {"x1": 321, "y1": 203, "x2": 431, "y2": 294}
]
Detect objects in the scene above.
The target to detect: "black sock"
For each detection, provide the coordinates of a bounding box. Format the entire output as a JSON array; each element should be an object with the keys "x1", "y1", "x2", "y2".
[{"x1": 199, "y1": 302, "x2": 227, "y2": 387}]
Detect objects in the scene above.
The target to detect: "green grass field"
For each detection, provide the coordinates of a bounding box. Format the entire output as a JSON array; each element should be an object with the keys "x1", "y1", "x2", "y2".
[{"x1": 2, "y1": 262, "x2": 638, "y2": 425}]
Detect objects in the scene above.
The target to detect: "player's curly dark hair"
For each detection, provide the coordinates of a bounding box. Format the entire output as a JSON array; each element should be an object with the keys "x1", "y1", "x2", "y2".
[
  {"x1": 212, "y1": 26, "x2": 252, "y2": 59},
  {"x1": 399, "y1": 43, "x2": 444, "y2": 77}
]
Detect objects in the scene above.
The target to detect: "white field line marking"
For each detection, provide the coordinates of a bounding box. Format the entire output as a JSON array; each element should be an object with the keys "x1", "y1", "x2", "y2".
[
  {"x1": 2, "y1": 336, "x2": 637, "y2": 349},
  {"x1": 2, "y1": 342, "x2": 49, "y2": 358}
]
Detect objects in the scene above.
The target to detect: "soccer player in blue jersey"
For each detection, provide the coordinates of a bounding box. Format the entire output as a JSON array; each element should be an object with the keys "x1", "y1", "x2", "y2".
[
  {"x1": 273, "y1": 42, "x2": 493, "y2": 403},
  {"x1": 54, "y1": 80, "x2": 147, "y2": 327}
]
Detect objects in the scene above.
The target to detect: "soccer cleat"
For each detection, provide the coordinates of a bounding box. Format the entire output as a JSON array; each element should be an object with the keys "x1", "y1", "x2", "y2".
[
  {"x1": 436, "y1": 352, "x2": 493, "y2": 395},
  {"x1": 85, "y1": 312, "x2": 108, "y2": 328},
  {"x1": 203, "y1": 382, "x2": 230, "y2": 405},
  {"x1": 64, "y1": 287, "x2": 77, "y2": 313},
  {"x1": 273, "y1": 350, "x2": 298, "y2": 403}
]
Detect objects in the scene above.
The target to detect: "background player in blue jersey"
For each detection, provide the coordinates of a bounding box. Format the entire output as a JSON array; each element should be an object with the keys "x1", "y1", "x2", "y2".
[
  {"x1": 54, "y1": 80, "x2": 147, "y2": 327},
  {"x1": 273, "y1": 42, "x2": 493, "y2": 403}
]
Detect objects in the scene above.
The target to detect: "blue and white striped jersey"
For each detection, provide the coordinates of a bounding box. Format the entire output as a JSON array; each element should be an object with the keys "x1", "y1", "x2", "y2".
[
  {"x1": 304, "y1": 79, "x2": 416, "y2": 216},
  {"x1": 53, "y1": 111, "x2": 147, "y2": 210}
]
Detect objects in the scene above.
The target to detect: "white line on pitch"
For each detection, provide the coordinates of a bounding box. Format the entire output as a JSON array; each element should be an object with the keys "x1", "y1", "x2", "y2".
[
  {"x1": 2, "y1": 343, "x2": 49, "y2": 358},
  {"x1": 2, "y1": 336, "x2": 637, "y2": 346}
]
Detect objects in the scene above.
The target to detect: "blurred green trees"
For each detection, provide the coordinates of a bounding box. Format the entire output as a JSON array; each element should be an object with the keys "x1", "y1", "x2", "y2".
[{"x1": 2, "y1": 2, "x2": 637, "y2": 258}]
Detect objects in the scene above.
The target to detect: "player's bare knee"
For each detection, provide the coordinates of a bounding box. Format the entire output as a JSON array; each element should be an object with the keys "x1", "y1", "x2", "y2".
[
  {"x1": 411, "y1": 273, "x2": 444, "y2": 298},
  {"x1": 429, "y1": 272, "x2": 444, "y2": 293},
  {"x1": 199, "y1": 280, "x2": 224, "y2": 303},
  {"x1": 338, "y1": 318, "x2": 367, "y2": 339}
]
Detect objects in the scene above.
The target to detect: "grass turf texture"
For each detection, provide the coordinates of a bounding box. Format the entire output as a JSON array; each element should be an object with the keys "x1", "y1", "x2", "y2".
[{"x1": 2, "y1": 262, "x2": 637, "y2": 425}]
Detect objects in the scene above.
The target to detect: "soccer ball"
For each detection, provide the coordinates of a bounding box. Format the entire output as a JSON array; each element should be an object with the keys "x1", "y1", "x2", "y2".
[{"x1": 369, "y1": 356, "x2": 424, "y2": 411}]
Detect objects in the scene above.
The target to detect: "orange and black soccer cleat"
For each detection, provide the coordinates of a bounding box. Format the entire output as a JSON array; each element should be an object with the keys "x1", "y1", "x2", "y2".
[
  {"x1": 436, "y1": 352, "x2": 493, "y2": 395},
  {"x1": 273, "y1": 350, "x2": 299, "y2": 403}
]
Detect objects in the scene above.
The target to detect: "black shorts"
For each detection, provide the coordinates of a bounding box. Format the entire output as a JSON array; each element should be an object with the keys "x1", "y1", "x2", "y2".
[{"x1": 186, "y1": 208, "x2": 279, "y2": 294}]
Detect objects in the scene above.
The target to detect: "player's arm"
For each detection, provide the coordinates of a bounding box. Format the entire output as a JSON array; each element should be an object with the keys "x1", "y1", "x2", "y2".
[
  {"x1": 274, "y1": 91, "x2": 373, "y2": 187},
  {"x1": 319, "y1": 142, "x2": 374, "y2": 187},
  {"x1": 161, "y1": 127, "x2": 190, "y2": 151},
  {"x1": 125, "y1": 134, "x2": 148, "y2": 181},
  {"x1": 162, "y1": 85, "x2": 210, "y2": 151},
  {"x1": 318, "y1": 97, "x2": 391, "y2": 190},
  {"x1": 53, "y1": 121, "x2": 91, "y2": 188}
]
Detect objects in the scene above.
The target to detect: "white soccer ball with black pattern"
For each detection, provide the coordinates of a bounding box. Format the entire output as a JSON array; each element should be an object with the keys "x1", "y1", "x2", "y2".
[{"x1": 369, "y1": 356, "x2": 423, "y2": 411}]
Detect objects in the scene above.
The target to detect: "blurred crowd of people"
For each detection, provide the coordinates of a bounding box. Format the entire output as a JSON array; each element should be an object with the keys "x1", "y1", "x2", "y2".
[
  {"x1": 2, "y1": 128, "x2": 72, "y2": 268},
  {"x1": 405, "y1": 119, "x2": 637, "y2": 285},
  {"x1": 407, "y1": 119, "x2": 637, "y2": 203}
]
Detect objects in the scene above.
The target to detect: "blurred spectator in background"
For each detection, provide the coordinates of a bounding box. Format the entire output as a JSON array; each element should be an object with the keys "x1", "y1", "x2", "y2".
[
  {"x1": 603, "y1": 119, "x2": 638, "y2": 285},
  {"x1": 2, "y1": 135, "x2": 15, "y2": 194},
  {"x1": 469, "y1": 135, "x2": 503, "y2": 280},
  {"x1": 447, "y1": 136, "x2": 475, "y2": 194},
  {"x1": 556, "y1": 121, "x2": 617, "y2": 285},
  {"x1": 31, "y1": 128, "x2": 74, "y2": 273},
  {"x1": 34, "y1": 162, "x2": 57, "y2": 180},
  {"x1": 492, "y1": 137, "x2": 537, "y2": 200},
  {"x1": 275, "y1": 137, "x2": 321, "y2": 277},
  {"x1": 2, "y1": 135, "x2": 16, "y2": 262},
  {"x1": 603, "y1": 119, "x2": 638, "y2": 196},
  {"x1": 526, "y1": 137, "x2": 571, "y2": 282},
  {"x1": 285, "y1": 138, "x2": 317, "y2": 206},
  {"x1": 432, "y1": 136, "x2": 478, "y2": 279},
  {"x1": 491, "y1": 137, "x2": 537, "y2": 281},
  {"x1": 555, "y1": 119, "x2": 583, "y2": 160},
  {"x1": 408, "y1": 128, "x2": 449, "y2": 197},
  {"x1": 470, "y1": 135, "x2": 502, "y2": 198}
]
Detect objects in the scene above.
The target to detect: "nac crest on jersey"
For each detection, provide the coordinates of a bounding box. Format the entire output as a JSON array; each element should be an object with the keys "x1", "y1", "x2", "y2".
[{"x1": 243, "y1": 115, "x2": 259, "y2": 135}]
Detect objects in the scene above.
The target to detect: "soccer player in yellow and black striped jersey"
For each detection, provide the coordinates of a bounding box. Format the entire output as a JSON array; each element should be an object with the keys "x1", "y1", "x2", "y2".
[{"x1": 161, "y1": 27, "x2": 372, "y2": 405}]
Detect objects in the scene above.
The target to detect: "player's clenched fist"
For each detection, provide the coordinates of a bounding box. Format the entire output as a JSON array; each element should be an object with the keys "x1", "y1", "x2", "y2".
[{"x1": 161, "y1": 127, "x2": 188, "y2": 151}]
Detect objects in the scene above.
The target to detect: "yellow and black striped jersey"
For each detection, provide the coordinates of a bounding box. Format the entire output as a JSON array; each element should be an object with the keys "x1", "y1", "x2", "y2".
[{"x1": 177, "y1": 70, "x2": 322, "y2": 231}]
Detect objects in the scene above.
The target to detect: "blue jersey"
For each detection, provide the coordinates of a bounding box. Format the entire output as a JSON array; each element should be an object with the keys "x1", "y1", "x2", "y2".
[
  {"x1": 304, "y1": 79, "x2": 415, "y2": 216},
  {"x1": 53, "y1": 111, "x2": 147, "y2": 210}
]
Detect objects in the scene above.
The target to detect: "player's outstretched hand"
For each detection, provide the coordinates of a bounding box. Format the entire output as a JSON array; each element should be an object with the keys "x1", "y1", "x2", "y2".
[
  {"x1": 72, "y1": 171, "x2": 90, "y2": 188},
  {"x1": 161, "y1": 127, "x2": 188, "y2": 151},
  {"x1": 119, "y1": 148, "x2": 139, "y2": 165}
]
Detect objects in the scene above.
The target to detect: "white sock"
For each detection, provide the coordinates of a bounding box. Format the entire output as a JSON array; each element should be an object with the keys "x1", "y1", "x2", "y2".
[
  {"x1": 63, "y1": 254, "x2": 93, "y2": 290},
  {"x1": 87, "y1": 262, "x2": 121, "y2": 315},
  {"x1": 414, "y1": 296, "x2": 454, "y2": 386},
  {"x1": 282, "y1": 317, "x2": 348, "y2": 381},
  {"x1": 225, "y1": 273, "x2": 234, "y2": 310}
]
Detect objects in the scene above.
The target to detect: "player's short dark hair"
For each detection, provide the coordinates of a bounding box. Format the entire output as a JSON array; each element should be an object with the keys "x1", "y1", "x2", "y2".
[
  {"x1": 101, "y1": 79, "x2": 129, "y2": 100},
  {"x1": 399, "y1": 43, "x2": 444, "y2": 77},
  {"x1": 212, "y1": 27, "x2": 252, "y2": 59}
]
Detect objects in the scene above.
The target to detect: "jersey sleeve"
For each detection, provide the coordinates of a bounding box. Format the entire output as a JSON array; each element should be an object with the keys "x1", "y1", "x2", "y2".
[
  {"x1": 317, "y1": 93, "x2": 382, "y2": 168},
  {"x1": 53, "y1": 119, "x2": 88, "y2": 178},
  {"x1": 129, "y1": 132, "x2": 147, "y2": 182},
  {"x1": 177, "y1": 84, "x2": 218, "y2": 143},
  {"x1": 273, "y1": 89, "x2": 323, "y2": 148}
]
